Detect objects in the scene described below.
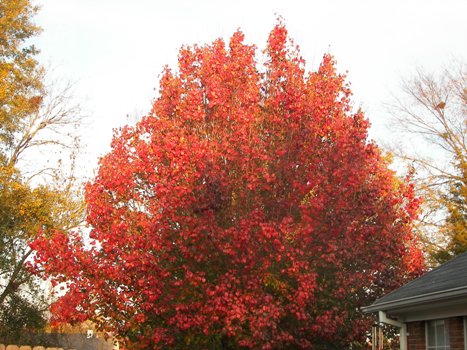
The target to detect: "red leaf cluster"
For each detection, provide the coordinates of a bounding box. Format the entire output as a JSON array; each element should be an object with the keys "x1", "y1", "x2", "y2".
[{"x1": 31, "y1": 23, "x2": 424, "y2": 349}]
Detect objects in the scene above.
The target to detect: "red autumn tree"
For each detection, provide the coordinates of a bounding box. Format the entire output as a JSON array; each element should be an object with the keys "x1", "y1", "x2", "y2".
[{"x1": 31, "y1": 23, "x2": 424, "y2": 349}]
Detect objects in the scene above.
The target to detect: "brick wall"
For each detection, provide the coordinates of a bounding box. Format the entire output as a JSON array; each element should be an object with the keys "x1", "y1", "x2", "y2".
[
  {"x1": 407, "y1": 321, "x2": 425, "y2": 350},
  {"x1": 448, "y1": 317, "x2": 465, "y2": 349},
  {"x1": 406, "y1": 317, "x2": 465, "y2": 350}
]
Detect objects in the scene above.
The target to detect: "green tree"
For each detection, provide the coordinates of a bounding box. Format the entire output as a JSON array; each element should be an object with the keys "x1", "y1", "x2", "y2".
[
  {"x1": 0, "y1": 0, "x2": 84, "y2": 340},
  {"x1": 389, "y1": 61, "x2": 466, "y2": 264}
]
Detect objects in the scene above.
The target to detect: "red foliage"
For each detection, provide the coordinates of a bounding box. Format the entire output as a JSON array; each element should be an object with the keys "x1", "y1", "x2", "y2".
[{"x1": 31, "y1": 23, "x2": 424, "y2": 349}]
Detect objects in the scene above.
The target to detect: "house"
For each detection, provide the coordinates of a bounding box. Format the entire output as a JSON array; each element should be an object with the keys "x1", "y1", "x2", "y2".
[{"x1": 362, "y1": 252, "x2": 467, "y2": 350}]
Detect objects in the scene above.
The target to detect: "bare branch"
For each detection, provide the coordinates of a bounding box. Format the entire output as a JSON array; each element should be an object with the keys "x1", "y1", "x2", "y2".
[{"x1": 387, "y1": 60, "x2": 467, "y2": 262}]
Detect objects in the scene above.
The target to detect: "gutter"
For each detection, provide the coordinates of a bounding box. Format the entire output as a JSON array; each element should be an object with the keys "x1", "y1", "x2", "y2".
[
  {"x1": 378, "y1": 311, "x2": 407, "y2": 350},
  {"x1": 362, "y1": 285, "x2": 467, "y2": 313}
]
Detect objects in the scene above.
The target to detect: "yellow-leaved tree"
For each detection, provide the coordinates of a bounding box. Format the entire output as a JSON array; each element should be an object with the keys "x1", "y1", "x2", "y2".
[{"x1": 0, "y1": 0, "x2": 85, "y2": 341}]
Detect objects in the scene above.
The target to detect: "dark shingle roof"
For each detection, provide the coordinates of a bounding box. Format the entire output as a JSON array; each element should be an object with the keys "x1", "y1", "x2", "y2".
[{"x1": 366, "y1": 252, "x2": 467, "y2": 311}]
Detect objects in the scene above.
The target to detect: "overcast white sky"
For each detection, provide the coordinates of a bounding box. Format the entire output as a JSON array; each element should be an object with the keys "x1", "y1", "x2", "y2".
[{"x1": 34, "y1": 0, "x2": 467, "y2": 178}]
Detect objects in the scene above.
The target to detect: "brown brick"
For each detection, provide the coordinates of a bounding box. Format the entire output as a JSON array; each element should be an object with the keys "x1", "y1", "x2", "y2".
[
  {"x1": 407, "y1": 317, "x2": 466, "y2": 350},
  {"x1": 448, "y1": 317, "x2": 465, "y2": 350},
  {"x1": 407, "y1": 321, "x2": 425, "y2": 350}
]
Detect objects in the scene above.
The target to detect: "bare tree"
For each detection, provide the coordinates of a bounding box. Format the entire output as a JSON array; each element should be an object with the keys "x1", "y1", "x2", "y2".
[
  {"x1": 388, "y1": 60, "x2": 466, "y2": 264},
  {"x1": 0, "y1": 0, "x2": 87, "y2": 339},
  {"x1": 0, "y1": 73, "x2": 86, "y2": 340}
]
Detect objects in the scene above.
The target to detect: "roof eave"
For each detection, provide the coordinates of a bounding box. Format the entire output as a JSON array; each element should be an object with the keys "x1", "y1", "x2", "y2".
[{"x1": 362, "y1": 285, "x2": 467, "y2": 314}]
